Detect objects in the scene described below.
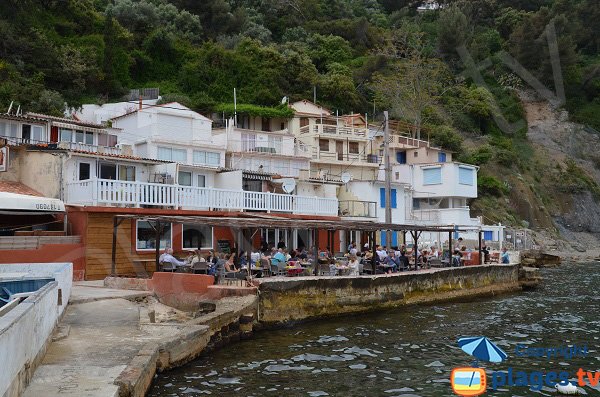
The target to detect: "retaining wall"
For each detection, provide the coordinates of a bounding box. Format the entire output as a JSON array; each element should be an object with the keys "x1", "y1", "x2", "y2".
[
  {"x1": 258, "y1": 264, "x2": 521, "y2": 325},
  {"x1": 0, "y1": 263, "x2": 72, "y2": 397}
]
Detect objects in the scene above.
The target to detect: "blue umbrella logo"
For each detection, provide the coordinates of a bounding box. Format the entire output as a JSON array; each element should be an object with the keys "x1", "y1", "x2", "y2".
[{"x1": 458, "y1": 336, "x2": 508, "y2": 363}]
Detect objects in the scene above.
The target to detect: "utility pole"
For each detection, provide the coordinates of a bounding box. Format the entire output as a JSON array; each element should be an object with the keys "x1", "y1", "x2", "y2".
[{"x1": 384, "y1": 111, "x2": 392, "y2": 247}]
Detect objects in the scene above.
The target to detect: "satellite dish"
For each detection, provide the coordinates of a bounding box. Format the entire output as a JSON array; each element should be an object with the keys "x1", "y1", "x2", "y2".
[
  {"x1": 341, "y1": 172, "x2": 352, "y2": 184},
  {"x1": 281, "y1": 178, "x2": 296, "y2": 194}
]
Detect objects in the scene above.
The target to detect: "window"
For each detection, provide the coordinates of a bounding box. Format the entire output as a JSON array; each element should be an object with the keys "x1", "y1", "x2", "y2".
[
  {"x1": 32, "y1": 125, "x2": 44, "y2": 141},
  {"x1": 157, "y1": 146, "x2": 187, "y2": 162},
  {"x1": 268, "y1": 136, "x2": 282, "y2": 154},
  {"x1": 319, "y1": 139, "x2": 329, "y2": 152},
  {"x1": 261, "y1": 118, "x2": 270, "y2": 131},
  {"x1": 118, "y1": 165, "x2": 135, "y2": 181},
  {"x1": 438, "y1": 152, "x2": 447, "y2": 162},
  {"x1": 99, "y1": 163, "x2": 117, "y2": 180},
  {"x1": 423, "y1": 167, "x2": 442, "y2": 185},
  {"x1": 78, "y1": 162, "x2": 91, "y2": 180},
  {"x1": 412, "y1": 198, "x2": 421, "y2": 210},
  {"x1": 241, "y1": 133, "x2": 256, "y2": 152},
  {"x1": 0, "y1": 121, "x2": 18, "y2": 138},
  {"x1": 300, "y1": 117, "x2": 309, "y2": 128},
  {"x1": 193, "y1": 150, "x2": 220, "y2": 166},
  {"x1": 413, "y1": 151, "x2": 418, "y2": 157},
  {"x1": 379, "y1": 188, "x2": 397, "y2": 209},
  {"x1": 197, "y1": 175, "x2": 206, "y2": 187},
  {"x1": 60, "y1": 129, "x2": 72, "y2": 142},
  {"x1": 98, "y1": 134, "x2": 117, "y2": 147},
  {"x1": 178, "y1": 171, "x2": 192, "y2": 186},
  {"x1": 458, "y1": 166, "x2": 474, "y2": 185},
  {"x1": 396, "y1": 151, "x2": 407, "y2": 164},
  {"x1": 75, "y1": 131, "x2": 94, "y2": 145},
  {"x1": 136, "y1": 221, "x2": 171, "y2": 250},
  {"x1": 182, "y1": 224, "x2": 213, "y2": 250},
  {"x1": 207, "y1": 152, "x2": 220, "y2": 166},
  {"x1": 349, "y1": 142, "x2": 359, "y2": 154}
]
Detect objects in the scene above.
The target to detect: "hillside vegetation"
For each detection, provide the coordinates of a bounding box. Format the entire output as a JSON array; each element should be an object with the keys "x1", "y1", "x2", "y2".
[{"x1": 1, "y1": 0, "x2": 599, "y2": 235}]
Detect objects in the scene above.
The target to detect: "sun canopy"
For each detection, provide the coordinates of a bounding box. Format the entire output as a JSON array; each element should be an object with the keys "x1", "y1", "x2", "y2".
[{"x1": 0, "y1": 192, "x2": 65, "y2": 215}]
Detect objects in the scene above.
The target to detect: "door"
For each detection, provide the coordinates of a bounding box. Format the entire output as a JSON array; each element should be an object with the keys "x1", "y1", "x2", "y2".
[{"x1": 336, "y1": 141, "x2": 344, "y2": 161}]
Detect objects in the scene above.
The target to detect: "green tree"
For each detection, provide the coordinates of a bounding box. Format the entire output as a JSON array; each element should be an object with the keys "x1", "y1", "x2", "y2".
[{"x1": 374, "y1": 27, "x2": 451, "y2": 140}]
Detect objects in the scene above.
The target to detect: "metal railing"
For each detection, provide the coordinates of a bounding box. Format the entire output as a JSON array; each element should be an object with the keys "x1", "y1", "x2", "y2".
[
  {"x1": 338, "y1": 200, "x2": 377, "y2": 218},
  {"x1": 66, "y1": 178, "x2": 339, "y2": 215}
]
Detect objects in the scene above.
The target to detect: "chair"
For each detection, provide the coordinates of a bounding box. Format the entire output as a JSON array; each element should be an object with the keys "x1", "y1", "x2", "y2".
[
  {"x1": 260, "y1": 259, "x2": 271, "y2": 277},
  {"x1": 429, "y1": 258, "x2": 443, "y2": 268},
  {"x1": 192, "y1": 261, "x2": 208, "y2": 274},
  {"x1": 276, "y1": 262, "x2": 287, "y2": 276},
  {"x1": 160, "y1": 262, "x2": 176, "y2": 272},
  {"x1": 358, "y1": 262, "x2": 364, "y2": 275}
]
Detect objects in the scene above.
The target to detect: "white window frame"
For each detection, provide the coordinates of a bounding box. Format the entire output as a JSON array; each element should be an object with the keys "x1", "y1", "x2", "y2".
[
  {"x1": 182, "y1": 224, "x2": 214, "y2": 250},
  {"x1": 78, "y1": 161, "x2": 93, "y2": 181},
  {"x1": 458, "y1": 166, "x2": 475, "y2": 186},
  {"x1": 136, "y1": 221, "x2": 172, "y2": 251},
  {"x1": 422, "y1": 166, "x2": 442, "y2": 185}
]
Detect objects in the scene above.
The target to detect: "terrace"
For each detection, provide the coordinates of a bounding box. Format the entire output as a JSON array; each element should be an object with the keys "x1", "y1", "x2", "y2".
[{"x1": 66, "y1": 178, "x2": 338, "y2": 216}]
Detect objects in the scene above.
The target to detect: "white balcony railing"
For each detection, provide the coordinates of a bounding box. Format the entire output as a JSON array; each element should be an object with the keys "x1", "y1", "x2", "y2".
[
  {"x1": 299, "y1": 124, "x2": 368, "y2": 137},
  {"x1": 66, "y1": 178, "x2": 338, "y2": 216}
]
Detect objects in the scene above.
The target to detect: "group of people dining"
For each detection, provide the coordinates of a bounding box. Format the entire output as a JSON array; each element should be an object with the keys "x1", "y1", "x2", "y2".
[{"x1": 157, "y1": 237, "x2": 511, "y2": 281}]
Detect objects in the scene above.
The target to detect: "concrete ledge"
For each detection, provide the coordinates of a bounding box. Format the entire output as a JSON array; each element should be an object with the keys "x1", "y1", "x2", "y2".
[
  {"x1": 257, "y1": 264, "x2": 521, "y2": 325},
  {"x1": 104, "y1": 277, "x2": 150, "y2": 291}
]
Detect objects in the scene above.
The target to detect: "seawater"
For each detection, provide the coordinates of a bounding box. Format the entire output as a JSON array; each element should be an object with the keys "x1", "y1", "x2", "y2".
[{"x1": 149, "y1": 262, "x2": 600, "y2": 396}]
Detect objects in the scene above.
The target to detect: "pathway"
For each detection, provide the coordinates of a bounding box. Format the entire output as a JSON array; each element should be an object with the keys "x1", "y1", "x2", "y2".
[{"x1": 23, "y1": 283, "x2": 176, "y2": 397}]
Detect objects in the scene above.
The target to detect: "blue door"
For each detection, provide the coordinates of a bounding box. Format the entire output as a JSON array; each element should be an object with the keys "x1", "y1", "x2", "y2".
[
  {"x1": 396, "y1": 151, "x2": 407, "y2": 164},
  {"x1": 438, "y1": 152, "x2": 447, "y2": 162},
  {"x1": 483, "y1": 231, "x2": 494, "y2": 241}
]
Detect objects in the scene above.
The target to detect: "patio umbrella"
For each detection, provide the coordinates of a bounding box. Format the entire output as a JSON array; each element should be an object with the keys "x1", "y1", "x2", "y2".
[{"x1": 457, "y1": 336, "x2": 508, "y2": 363}]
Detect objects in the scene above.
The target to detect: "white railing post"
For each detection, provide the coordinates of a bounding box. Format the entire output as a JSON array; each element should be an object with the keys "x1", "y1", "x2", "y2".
[{"x1": 92, "y1": 178, "x2": 98, "y2": 205}]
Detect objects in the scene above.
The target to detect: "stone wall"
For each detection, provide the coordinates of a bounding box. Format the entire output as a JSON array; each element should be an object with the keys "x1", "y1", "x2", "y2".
[
  {"x1": 0, "y1": 263, "x2": 72, "y2": 397},
  {"x1": 258, "y1": 264, "x2": 520, "y2": 325}
]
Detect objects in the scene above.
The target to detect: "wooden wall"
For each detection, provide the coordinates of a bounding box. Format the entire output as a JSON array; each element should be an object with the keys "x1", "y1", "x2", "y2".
[{"x1": 85, "y1": 213, "x2": 155, "y2": 280}]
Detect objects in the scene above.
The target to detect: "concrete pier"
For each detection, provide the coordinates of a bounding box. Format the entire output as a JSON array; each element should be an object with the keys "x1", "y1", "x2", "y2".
[{"x1": 21, "y1": 264, "x2": 534, "y2": 397}]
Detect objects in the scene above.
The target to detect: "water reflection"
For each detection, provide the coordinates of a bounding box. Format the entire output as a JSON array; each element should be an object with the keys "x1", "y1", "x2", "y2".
[{"x1": 149, "y1": 262, "x2": 600, "y2": 396}]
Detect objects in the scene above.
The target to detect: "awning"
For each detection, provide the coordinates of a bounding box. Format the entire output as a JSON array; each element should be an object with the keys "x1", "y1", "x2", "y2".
[{"x1": 0, "y1": 192, "x2": 65, "y2": 215}]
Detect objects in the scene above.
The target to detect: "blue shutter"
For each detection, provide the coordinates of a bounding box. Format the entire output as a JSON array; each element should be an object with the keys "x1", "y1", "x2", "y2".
[
  {"x1": 483, "y1": 231, "x2": 494, "y2": 241},
  {"x1": 381, "y1": 188, "x2": 397, "y2": 208},
  {"x1": 459, "y1": 166, "x2": 474, "y2": 185},
  {"x1": 392, "y1": 231, "x2": 398, "y2": 247},
  {"x1": 380, "y1": 231, "x2": 386, "y2": 247},
  {"x1": 396, "y1": 151, "x2": 407, "y2": 164},
  {"x1": 438, "y1": 152, "x2": 447, "y2": 162},
  {"x1": 423, "y1": 167, "x2": 442, "y2": 185}
]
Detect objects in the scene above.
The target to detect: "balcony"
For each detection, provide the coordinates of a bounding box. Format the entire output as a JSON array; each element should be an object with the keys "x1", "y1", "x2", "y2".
[
  {"x1": 66, "y1": 178, "x2": 338, "y2": 216},
  {"x1": 339, "y1": 200, "x2": 377, "y2": 218},
  {"x1": 411, "y1": 207, "x2": 480, "y2": 226},
  {"x1": 299, "y1": 124, "x2": 368, "y2": 138},
  {"x1": 57, "y1": 141, "x2": 122, "y2": 156}
]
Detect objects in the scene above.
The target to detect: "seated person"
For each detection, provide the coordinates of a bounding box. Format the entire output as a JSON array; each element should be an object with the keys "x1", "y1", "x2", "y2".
[
  {"x1": 224, "y1": 254, "x2": 247, "y2": 280},
  {"x1": 348, "y1": 254, "x2": 360, "y2": 276},
  {"x1": 481, "y1": 243, "x2": 490, "y2": 263},
  {"x1": 501, "y1": 247, "x2": 510, "y2": 264},
  {"x1": 159, "y1": 248, "x2": 186, "y2": 267},
  {"x1": 271, "y1": 248, "x2": 287, "y2": 264},
  {"x1": 189, "y1": 250, "x2": 206, "y2": 266},
  {"x1": 452, "y1": 249, "x2": 463, "y2": 267},
  {"x1": 398, "y1": 251, "x2": 410, "y2": 271},
  {"x1": 382, "y1": 251, "x2": 399, "y2": 273}
]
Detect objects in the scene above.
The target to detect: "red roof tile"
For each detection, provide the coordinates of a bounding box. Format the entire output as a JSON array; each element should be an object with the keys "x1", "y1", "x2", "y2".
[{"x1": 0, "y1": 181, "x2": 43, "y2": 197}]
